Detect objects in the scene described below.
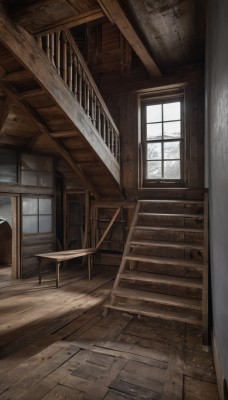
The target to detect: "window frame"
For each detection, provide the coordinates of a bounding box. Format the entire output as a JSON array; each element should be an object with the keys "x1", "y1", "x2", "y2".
[{"x1": 140, "y1": 93, "x2": 185, "y2": 187}]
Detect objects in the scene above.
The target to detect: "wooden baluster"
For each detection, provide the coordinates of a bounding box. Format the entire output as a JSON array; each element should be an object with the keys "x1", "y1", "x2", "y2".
[
  {"x1": 111, "y1": 127, "x2": 114, "y2": 156},
  {"x1": 93, "y1": 93, "x2": 96, "y2": 126},
  {"x1": 56, "y1": 31, "x2": 61, "y2": 75},
  {"x1": 62, "y1": 32, "x2": 67, "y2": 84},
  {"x1": 83, "y1": 75, "x2": 87, "y2": 112},
  {"x1": 73, "y1": 54, "x2": 78, "y2": 97},
  {"x1": 107, "y1": 121, "x2": 111, "y2": 151},
  {"x1": 51, "y1": 33, "x2": 55, "y2": 66},
  {"x1": 117, "y1": 135, "x2": 120, "y2": 163},
  {"x1": 97, "y1": 103, "x2": 101, "y2": 134},
  {"x1": 68, "y1": 46, "x2": 73, "y2": 91},
  {"x1": 37, "y1": 35, "x2": 42, "y2": 49},
  {"x1": 78, "y1": 63, "x2": 82, "y2": 105},
  {"x1": 46, "y1": 33, "x2": 51, "y2": 60},
  {"x1": 86, "y1": 83, "x2": 90, "y2": 116},
  {"x1": 103, "y1": 113, "x2": 106, "y2": 143}
]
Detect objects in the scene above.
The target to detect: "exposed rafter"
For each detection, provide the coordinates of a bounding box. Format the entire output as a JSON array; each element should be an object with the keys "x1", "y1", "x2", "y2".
[
  {"x1": 0, "y1": 81, "x2": 100, "y2": 200},
  {"x1": 34, "y1": 9, "x2": 105, "y2": 35},
  {"x1": 97, "y1": 0, "x2": 161, "y2": 78}
]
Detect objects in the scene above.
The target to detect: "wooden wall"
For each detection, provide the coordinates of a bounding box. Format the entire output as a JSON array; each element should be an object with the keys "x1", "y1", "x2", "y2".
[
  {"x1": 87, "y1": 21, "x2": 205, "y2": 198},
  {"x1": 96, "y1": 77, "x2": 204, "y2": 197}
]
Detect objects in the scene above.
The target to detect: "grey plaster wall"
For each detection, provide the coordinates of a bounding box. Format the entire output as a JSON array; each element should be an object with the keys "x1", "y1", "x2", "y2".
[{"x1": 205, "y1": 0, "x2": 228, "y2": 384}]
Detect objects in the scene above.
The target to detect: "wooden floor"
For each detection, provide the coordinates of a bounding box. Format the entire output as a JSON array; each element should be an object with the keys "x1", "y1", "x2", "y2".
[{"x1": 0, "y1": 265, "x2": 219, "y2": 400}]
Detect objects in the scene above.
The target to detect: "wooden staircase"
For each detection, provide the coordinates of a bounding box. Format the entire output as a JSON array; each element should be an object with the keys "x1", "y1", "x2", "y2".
[
  {"x1": 0, "y1": 9, "x2": 123, "y2": 200},
  {"x1": 105, "y1": 195, "x2": 209, "y2": 343}
]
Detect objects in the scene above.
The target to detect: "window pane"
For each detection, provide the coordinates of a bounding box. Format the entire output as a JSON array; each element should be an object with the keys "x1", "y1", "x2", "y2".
[
  {"x1": 21, "y1": 154, "x2": 37, "y2": 170},
  {"x1": 0, "y1": 149, "x2": 17, "y2": 183},
  {"x1": 147, "y1": 142, "x2": 161, "y2": 160},
  {"x1": 22, "y1": 198, "x2": 38, "y2": 215},
  {"x1": 39, "y1": 198, "x2": 52, "y2": 214},
  {"x1": 0, "y1": 196, "x2": 12, "y2": 227},
  {"x1": 147, "y1": 123, "x2": 162, "y2": 140},
  {"x1": 146, "y1": 104, "x2": 162, "y2": 123},
  {"x1": 39, "y1": 215, "x2": 52, "y2": 233},
  {"x1": 21, "y1": 171, "x2": 38, "y2": 186},
  {"x1": 164, "y1": 161, "x2": 180, "y2": 179},
  {"x1": 163, "y1": 102, "x2": 180, "y2": 121},
  {"x1": 23, "y1": 215, "x2": 38, "y2": 234},
  {"x1": 164, "y1": 141, "x2": 180, "y2": 159},
  {"x1": 38, "y1": 173, "x2": 52, "y2": 188},
  {"x1": 163, "y1": 121, "x2": 181, "y2": 139},
  {"x1": 147, "y1": 161, "x2": 162, "y2": 179}
]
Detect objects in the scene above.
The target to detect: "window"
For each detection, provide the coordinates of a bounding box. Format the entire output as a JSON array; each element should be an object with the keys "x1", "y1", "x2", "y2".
[
  {"x1": 0, "y1": 149, "x2": 17, "y2": 183},
  {"x1": 21, "y1": 154, "x2": 53, "y2": 187},
  {"x1": 22, "y1": 196, "x2": 53, "y2": 234},
  {"x1": 142, "y1": 98, "x2": 184, "y2": 184}
]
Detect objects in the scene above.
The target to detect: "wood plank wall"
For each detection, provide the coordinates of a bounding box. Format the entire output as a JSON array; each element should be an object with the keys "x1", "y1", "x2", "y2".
[{"x1": 86, "y1": 22, "x2": 205, "y2": 196}]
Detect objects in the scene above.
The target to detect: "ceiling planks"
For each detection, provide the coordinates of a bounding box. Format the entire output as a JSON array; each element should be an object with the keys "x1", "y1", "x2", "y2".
[
  {"x1": 7, "y1": 0, "x2": 104, "y2": 34},
  {"x1": 121, "y1": 0, "x2": 206, "y2": 69},
  {"x1": 97, "y1": 0, "x2": 161, "y2": 78}
]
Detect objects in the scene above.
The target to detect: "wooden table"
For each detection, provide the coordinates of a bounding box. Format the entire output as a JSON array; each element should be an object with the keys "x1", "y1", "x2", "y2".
[{"x1": 36, "y1": 248, "x2": 96, "y2": 288}]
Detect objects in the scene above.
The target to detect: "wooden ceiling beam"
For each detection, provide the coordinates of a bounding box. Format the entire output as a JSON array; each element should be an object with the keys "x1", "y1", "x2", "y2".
[
  {"x1": 34, "y1": 9, "x2": 105, "y2": 35},
  {"x1": 97, "y1": 0, "x2": 161, "y2": 78},
  {"x1": 0, "y1": 81, "x2": 100, "y2": 199}
]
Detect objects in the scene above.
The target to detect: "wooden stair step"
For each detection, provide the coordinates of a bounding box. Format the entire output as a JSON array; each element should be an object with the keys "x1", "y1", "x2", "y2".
[
  {"x1": 104, "y1": 303, "x2": 201, "y2": 326},
  {"x1": 134, "y1": 226, "x2": 204, "y2": 233},
  {"x1": 120, "y1": 271, "x2": 202, "y2": 288},
  {"x1": 112, "y1": 288, "x2": 202, "y2": 310},
  {"x1": 129, "y1": 240, "x2": 204, "y2": 250},
  {"x1": 138, "y1": 200, "x2": 204, "y2": 204},
  {"x1": 138, "y1": 212, "x2": 204, "y2": 218},
  {"x1": 124, "y1": 254, "x2": 205, "y2": 270}
]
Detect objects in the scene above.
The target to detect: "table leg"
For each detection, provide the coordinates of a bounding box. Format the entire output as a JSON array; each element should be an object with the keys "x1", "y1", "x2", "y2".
[
  {"x1": 38, "y1": 259, "x2": 42, "y2": 285},
  {"x1": 56, "y1": 261, "x2": 60, "y2": 288},
  {"x1": 88, "y1": 254, "x2": 93, "y2": 280}
]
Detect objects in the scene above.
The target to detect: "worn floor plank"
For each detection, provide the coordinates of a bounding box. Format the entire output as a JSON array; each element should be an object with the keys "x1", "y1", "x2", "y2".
[{"x1": 0, "y1": 266, "x2": 219, "y2": 400}]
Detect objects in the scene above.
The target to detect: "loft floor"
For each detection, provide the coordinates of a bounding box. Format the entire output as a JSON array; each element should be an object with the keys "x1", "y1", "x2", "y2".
[{"x1": 0, "y1": 266, "x2": 219, "y2": 400}]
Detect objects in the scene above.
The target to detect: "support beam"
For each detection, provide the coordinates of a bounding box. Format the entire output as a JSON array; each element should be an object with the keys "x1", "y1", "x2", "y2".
[
  {"x1": 0, "y1": 5, "x2": 120, "y2": 184},
  {"x1": 0, "y1": 81, "x2": 100, "y2": 200},
  {"x1": 34, "y1": 9, "x2": 105, "y2": 35},
  {"x1": 97, "y1": 0, "x2": 161, "y2": 78}
]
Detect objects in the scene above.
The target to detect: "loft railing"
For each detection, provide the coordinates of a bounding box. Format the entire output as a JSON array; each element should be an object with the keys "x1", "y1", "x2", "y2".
[{"x1": 36, "y1": 30, "x2": 120, "y2": 164}]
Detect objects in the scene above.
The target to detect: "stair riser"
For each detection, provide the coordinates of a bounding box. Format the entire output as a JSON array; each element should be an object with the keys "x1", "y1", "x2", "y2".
[
  {"x1": 130, "y1": 247, "x2": 204, "y2": 262},
  {"x1": 137, "y1": 215, "x2": 204, "y2": 228},
  {"x1": 132, "y1": 230, "x2": 203, "y2": 244},
  {"x1": 114, "y1": 297, "x2": 202, "y2": 318},
  {"x1": 119, "y1": 280, "x2": 202, "y2": 299},
  {"x1": 140, "y1": 203, "x2": 204, "y2": 215},
  {"x1": 130, "y1": 262, "x2": 203, "y2": 279}
]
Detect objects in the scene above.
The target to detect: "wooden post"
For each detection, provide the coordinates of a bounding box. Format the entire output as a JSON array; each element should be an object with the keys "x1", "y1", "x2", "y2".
[
  {"x1": 78, "y1": 64, "x2": 82, "y2": 105},
  {"x1": 62, "y1": 32, "x2": 67, "y2": 83},
  {"x1": 56, "y1": 261, "x2": 60, "y2": 288},
  {"x1": 38, "y1": 259, "x2": 42, "y2": 285},
  {"x1": 56, "y1": 31, "x2": 61, "y2": 75},
  {"x1": 51, "y1": 33, "x2": 55, "y2": 65},
  {"x1": 68, "y1": 47, "x2": 73, "y2": 91},
  {"x1": 73, "y1": 54, "x2": 78, "y2": 96}
]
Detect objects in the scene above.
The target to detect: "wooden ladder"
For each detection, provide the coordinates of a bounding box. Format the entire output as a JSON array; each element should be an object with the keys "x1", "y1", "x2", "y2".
[{"x1": 104, "y1": 194, "x2": 209, "y2": 344}]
